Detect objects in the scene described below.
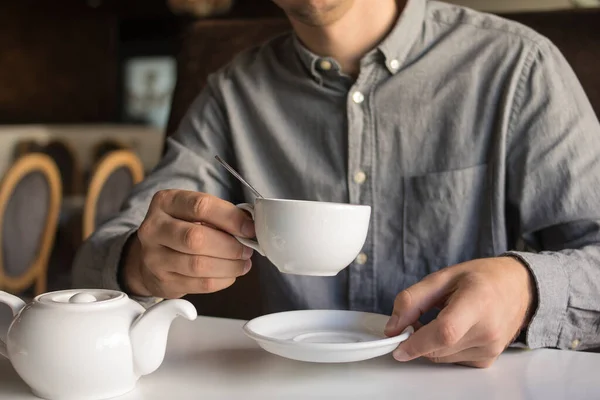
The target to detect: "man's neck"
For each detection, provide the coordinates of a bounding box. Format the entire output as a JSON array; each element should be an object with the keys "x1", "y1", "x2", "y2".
[{"x1": 290, "y1": 0, "x2": 404, "y2": 78}]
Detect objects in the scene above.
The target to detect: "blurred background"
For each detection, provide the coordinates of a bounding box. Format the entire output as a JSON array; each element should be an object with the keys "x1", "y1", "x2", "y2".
[{"x1": 0, "y1": 0, "x2": 598, "y2": 304}]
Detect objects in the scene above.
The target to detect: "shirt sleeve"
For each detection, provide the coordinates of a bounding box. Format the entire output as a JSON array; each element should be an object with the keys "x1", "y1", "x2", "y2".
[
  {"x1": 71, "y1": 80, "x2": 241, "y2": 306},
  {"x1": 504, "y1": 38, "x2": 600, "y2": 351}
]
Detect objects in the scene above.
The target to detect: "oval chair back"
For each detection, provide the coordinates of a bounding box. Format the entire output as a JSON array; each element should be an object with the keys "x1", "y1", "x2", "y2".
[
  {"x1": 0, "y1": 154, "x2": 62, "y2": 297},
  {"x1": 41, "y1": 139, "x2": 82, "y2": 196},
  {"x1": 83, "y1": 150, "x2": 144, "y2": 240}
]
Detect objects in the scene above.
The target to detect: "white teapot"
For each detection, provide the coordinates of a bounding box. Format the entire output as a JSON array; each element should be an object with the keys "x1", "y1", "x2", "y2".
[{"x1": 0, "y1": 289, "x2": 197, "y2": 400}]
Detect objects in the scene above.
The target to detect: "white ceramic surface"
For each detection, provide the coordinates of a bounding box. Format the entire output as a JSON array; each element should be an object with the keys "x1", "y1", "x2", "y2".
[
  {"x1": 1, "y1": 317, "x2": 600, "y2": 399},
  {"x1": 0, "y1": 289, "x2": 197, "y2": 400},
  {"x1": 243, "y1": 310, "x2": 413, "y2": 363},
  {"x1": 235, "y1": 198, "x2": 371, "y2": 276}
]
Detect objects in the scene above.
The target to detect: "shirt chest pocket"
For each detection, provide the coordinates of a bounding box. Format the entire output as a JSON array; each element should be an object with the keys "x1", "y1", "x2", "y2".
[{"x1": 403, "y1": 164, "x2": 495, "y2": 277}]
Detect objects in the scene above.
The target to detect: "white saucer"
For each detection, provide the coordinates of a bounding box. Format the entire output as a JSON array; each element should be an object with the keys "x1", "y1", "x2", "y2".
[{"x1": 243, "y1": 310, "x2": 413, "y2": 363}]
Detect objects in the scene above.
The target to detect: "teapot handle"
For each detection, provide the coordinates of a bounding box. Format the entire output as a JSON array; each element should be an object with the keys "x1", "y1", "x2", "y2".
[{"x1": 0, "y1": 291, "x2": 26, "y2": 359}]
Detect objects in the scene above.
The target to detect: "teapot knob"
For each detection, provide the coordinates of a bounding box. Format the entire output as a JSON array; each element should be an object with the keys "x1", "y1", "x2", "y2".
[{"x1": 69, "y1": 292, "x2": 97, "y2": 303}]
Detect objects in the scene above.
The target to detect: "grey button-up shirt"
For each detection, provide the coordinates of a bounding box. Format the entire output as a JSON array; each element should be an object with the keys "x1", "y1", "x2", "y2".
[{"x1": 73, "y1": 0, "x2": 600, "y2": 351}]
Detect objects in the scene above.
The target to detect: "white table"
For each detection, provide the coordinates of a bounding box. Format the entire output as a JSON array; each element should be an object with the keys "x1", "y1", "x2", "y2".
[{"x1": 1, "y1": 316, "x2": 599, "y2": 400}]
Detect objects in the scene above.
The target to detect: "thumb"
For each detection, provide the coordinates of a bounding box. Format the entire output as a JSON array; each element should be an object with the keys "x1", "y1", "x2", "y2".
[{"x1": 384, "y1": 272, "x2": 454, "y2": 336}]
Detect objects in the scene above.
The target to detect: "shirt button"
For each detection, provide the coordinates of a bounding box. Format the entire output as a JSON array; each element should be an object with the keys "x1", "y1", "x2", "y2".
[
  {"x1": 570, "y1": 339, "x2": 580, "y2": 349},
  {"x1": 389, "y1": 59, "x2": 400, "y2": 71},
  {"x1": 319, "y1": 59, "x2": 332, "y2": 71},
  {"x1": 352, "y1": 91, "x2": 365, "y2": 104},
  {"x1": 353, "y1": 170, "x2": 367, "y2": 184},
  {"x1": 355, "y1": 253, "x2": 368, "y2": 265}
]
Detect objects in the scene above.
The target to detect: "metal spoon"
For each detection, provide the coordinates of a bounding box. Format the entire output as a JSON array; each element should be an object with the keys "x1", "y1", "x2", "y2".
[{"x1": 214, "y1": 155, "x2": 264, "y2": 198}]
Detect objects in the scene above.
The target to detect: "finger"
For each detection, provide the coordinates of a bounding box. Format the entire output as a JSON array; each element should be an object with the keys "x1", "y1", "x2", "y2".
[
  {"x1": 153, "y1": 190, "x2": 255, "y2": 238},
  {"x1": 147, "y1": 246, "x2": 252, "y2": 278},
  {"x1": 424, "y1": 318, "x2": 505, "y2": 359},
  {"x1": 422, "y1": 340, "x2": 469, "y2": 359},
  {"x1": 425, "y1": 347, "x2": 497, "y2": 368},
  {"x1": 385, "y1": 271, "x2": 455, "y2": 336},
  {"x1": 426, "y1": 342, "x2": 504, "y2": 364},
  {"x1": 457, "y1": 359, "x2": 497, "y2": 369},
  {"x1": 392, "y1": 283, "x2": 484, "y2": 362},
  {"x1": 154, "y1": 275, "x2": 238, "y2": 298},
  {"x1": 180, "y1": 256, "x2": 252, "y2": 279},
  {"x1": 157, "y1": 217, "x2": 253, "y2": 259},
  {"x1": 421, "y1": 327, "x2": 476, "y2": 359}
]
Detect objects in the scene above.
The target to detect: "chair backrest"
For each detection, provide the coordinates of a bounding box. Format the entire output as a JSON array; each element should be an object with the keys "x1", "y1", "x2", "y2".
[
  {"x1": 0, "y1": 153, "x2": 62, "y2": 296},
  {"x1": 82, "y1": 150, "x2": 144, "y2": 240},
  {"x1": 91, "y1": 139, "x2": 130, "y2": 167},
  {"x1": 505, "y1": 9, "x2": 600, "y2": 118},
  {"x1": 166, "y1": 9, "x2": 600, "y2": 137},
  {"x1": 41, "y1": 139, "x2": 82, "y2": 196},
  {"x1": 12, "y1": 139, "x2": 44, "y2": 160},
  {"x1": 166, "y1": 18, "x2": 292, "y2": 138},
  {"x1": 164, "y1": 9, "x2": 600, "y2": 320},
  {"x1": 165, "y1": 19, "x2": 293, "y2": 319}
]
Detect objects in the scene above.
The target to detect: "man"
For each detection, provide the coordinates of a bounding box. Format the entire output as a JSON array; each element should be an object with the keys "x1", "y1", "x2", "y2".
[{"x1": 73, "y1": 0, "x2": 600, "y2": 368}]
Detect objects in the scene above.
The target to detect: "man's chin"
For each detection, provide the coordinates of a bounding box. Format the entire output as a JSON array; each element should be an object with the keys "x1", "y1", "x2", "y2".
[
  {"x1": 289, "y1": 15, "x2": 335, "y2": 27},
  {"x1": 286, "y1": 1, "x2": 353, "y2": 27}
]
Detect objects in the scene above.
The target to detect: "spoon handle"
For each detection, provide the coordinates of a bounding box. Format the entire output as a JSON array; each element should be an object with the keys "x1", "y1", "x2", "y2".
[{"x1": 214, "y1": 155, "x2": 264, "y2": 199}]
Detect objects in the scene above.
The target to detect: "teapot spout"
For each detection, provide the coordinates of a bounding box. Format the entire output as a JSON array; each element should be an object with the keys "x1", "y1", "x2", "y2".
[
  {"x1": 0, "y1": 291, "x2": 26, "y2": 358},
  {"x1": 130, "y1": 299, "x2": 197, "y2": 376}
]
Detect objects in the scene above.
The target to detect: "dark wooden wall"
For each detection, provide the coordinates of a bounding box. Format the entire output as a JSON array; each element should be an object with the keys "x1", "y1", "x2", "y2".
[
  {"x1": 0, "y1": 0, "x2": 283, "y2": 125},
  {"x1": 0, "y1": 0, "x2": 119, "y2": 124}
]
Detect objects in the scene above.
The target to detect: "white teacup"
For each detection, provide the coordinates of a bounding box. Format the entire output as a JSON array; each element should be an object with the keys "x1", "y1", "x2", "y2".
[{"x1": 234, "y1": 198, "x2": 371, "y2": 276}]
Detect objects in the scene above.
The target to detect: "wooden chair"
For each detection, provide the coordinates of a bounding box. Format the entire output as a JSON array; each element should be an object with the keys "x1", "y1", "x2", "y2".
[
  {"x1": 163, "y1": 9, "x2": 600, "y2": 320},
  {"x1": 163, "y1": 19, "x2": 292, "y2": 319},
  {"x1": 0, "y1": 153, "x2": 62, "y2": 297},
  {"x1": 12, "y1": 139, "x2": 44, "y2": 160},
  {"x1": 12, "y1": 139, "x2": 82, "y2": 195},
  {"x1": 91, "y1": 139, "x2": 130, "y2": 166},
  {"x1": 82, "y1": 150, "x2": 144, "y2": 240},
  {"x1": 41, "y1": 139, "x2": 83, "y2": 196}
]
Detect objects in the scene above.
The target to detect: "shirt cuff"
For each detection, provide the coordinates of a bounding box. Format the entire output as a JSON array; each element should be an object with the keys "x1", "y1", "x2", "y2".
[
  {"x1": 502, "y1": 251, "x2": 569, "y2": 349},
  {"x1": 103, "y1": 228, "x2": 163, "y2": 308}
]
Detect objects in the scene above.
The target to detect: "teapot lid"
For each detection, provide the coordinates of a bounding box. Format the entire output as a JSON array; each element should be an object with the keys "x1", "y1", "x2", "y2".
[{"x1": 36, "y1": 289, "x2": 126, "y2": 307}]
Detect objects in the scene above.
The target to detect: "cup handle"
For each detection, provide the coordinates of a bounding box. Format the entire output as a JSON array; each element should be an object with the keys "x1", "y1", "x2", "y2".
[{"x1": 235, "y1": 203, "x2": 265, "y2": 256}]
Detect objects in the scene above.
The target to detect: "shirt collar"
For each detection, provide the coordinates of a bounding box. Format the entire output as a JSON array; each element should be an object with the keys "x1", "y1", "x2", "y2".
[
  {"x1": 292, "y1": 34, "x2": 327, "y2": 84},
  {"x1": 378, "y1": 0, "x2": 426, "y2": 74},
  {"x1": 292, "y1": 0, "x2": 426, "y2": 80}
]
